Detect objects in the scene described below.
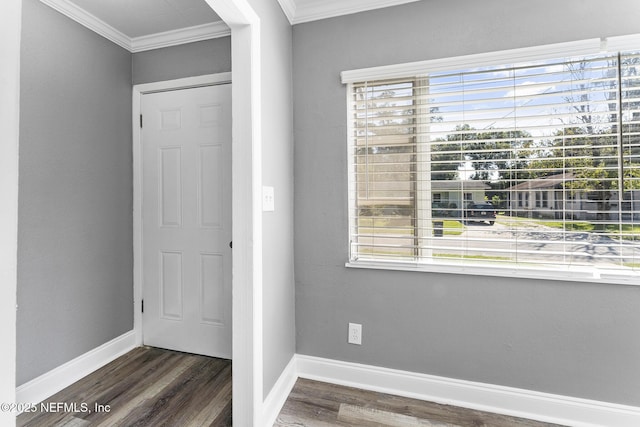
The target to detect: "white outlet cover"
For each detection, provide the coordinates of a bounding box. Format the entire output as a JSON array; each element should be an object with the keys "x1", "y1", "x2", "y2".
[
  {"x1": 348, "y1": 322, "x2": 362, "y2": 345},
  {"x1": 262, "y1": 186, "x2": 275, "y2": 212}
]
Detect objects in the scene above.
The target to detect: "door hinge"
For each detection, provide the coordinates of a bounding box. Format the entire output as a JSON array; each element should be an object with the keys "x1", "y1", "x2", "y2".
[
  {"x1": 140, "y1": 114, "x2": 143, "y2": 128},
  {"x1": 141, "y1": 299, "x2": 144, "y2": 313}
]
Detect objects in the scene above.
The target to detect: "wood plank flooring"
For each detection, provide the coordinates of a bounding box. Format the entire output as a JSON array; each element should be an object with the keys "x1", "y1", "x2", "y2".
[
  {"x1": 274, "y1": 378, "x2": 567, "y2": 427},
  {"x1": 18, "y1": 347, "x2": 565, "y2": 427},
  {"x1": 17, "y1": 346, "x2": 231, "y2": 427}
]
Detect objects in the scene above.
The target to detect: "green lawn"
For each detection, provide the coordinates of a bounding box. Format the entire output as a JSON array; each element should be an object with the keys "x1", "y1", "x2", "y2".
[
  {"x1": 539, "y1": 220, "x2": 593, "y2": 231},
  {"x1": 358, "y1": 218, "x2": 464, "y2": 236},
  {"x1": 441, "y1": 220, "x2": 464, "y2": 236},
  {"x1": 433, "y1": 253, "x2": 511, "y2": 261}
]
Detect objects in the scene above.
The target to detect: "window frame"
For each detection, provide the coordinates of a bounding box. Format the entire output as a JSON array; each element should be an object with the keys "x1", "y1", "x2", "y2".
[{"x1": 343, "y1": 35, "x2": 640, "y2": 285}]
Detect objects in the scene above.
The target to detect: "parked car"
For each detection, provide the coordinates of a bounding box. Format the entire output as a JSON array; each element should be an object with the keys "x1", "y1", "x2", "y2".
[
  {"x1": 464, "y1": 202, "x2": 496, "y2": 225},
  {"x1": 432, "y1": 202, "x2": 460, "y2": 219}
]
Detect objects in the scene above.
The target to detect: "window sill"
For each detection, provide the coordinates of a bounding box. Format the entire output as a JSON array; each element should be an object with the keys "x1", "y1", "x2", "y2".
[{"x1": 345, "y1": 259, "x2": 639, "y2": 286}]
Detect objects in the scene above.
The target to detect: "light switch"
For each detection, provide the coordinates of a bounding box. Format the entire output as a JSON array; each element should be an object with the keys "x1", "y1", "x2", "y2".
[{"x1": 262, "y1": 186, "x2": 275, "y2": 212}]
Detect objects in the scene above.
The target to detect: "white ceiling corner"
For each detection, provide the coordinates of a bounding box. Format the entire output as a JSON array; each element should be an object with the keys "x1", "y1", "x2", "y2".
[
  {"x1": 39, "y1": 0, "x2": 229, "y2": 53},
  {"x1": 290, "y1": 0, "x2": 423, "y2": 25},
  {"x1": 276, "y1": 0, "x2": 297, "y2": 24},
  {"x1": 39, "y1": 0, "x2": 422, "y2": 51}
]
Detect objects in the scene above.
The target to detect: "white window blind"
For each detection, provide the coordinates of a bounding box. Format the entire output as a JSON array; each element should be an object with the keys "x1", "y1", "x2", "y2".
[{"x1": 347, "y1": 49, "x2": 640, "y2": 277}]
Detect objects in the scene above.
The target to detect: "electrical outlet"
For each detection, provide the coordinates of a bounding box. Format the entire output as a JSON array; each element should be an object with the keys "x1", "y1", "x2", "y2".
[{"x1": 348, "y1": 323, "x2": 362, "y2": 345}]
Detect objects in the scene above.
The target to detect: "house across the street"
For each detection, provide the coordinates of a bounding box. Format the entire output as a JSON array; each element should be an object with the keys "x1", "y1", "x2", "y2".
[
  {"x1": 432, "y1": 180, "x2": 490, "y2": 209},
  {"x1": 507, "y1": 172, "x2": 640, "y2": 221}
]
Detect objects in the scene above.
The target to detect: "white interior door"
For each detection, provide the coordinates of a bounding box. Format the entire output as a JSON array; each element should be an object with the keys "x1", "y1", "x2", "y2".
[{"x1": 142, "y1": 84, "x2": 232, "y2": 359}]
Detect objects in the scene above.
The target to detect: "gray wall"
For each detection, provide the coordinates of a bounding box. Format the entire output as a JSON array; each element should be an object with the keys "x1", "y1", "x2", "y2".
[
  {"x1": 293, "y1": 0, "x2": 640, "y2": 406},
  {"x1": 132, "y1": 37, "x2": 231, "y2": 85},
  {"x1": 247, "y1": 0, "x2": 297, "y2": 399},
  {"x1": 17, "y1": 0, "x2": 133, "y2": 385}
]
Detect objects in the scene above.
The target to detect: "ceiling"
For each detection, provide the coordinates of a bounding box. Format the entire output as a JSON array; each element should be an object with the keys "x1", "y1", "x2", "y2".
[
  {"x1": 280, "y1": 0, "x2": 420, "y2": 24},
  {"x1": 40, "y1": 0, "x2": 421, "y2": 52},
  {"x1": 68, "y1": 0, "x2": 221, "y2": 38}
]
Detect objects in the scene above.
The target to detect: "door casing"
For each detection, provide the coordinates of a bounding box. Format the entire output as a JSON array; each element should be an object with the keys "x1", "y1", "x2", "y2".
[{"x1": 133, "y1": 72, "x2": 232, "y2": 347}]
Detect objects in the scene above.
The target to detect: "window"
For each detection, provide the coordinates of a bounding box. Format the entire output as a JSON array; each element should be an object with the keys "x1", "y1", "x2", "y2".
[
  {"x1": 344, "y1": 38, "x2": 640, "y2": 280},
  {"x1": 535, "y1": 192, "x2": 549, "y2": 208}
]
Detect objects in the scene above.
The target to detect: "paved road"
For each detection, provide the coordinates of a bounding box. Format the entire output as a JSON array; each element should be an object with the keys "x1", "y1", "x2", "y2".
[{"x1": 430, "y1": 218, "x2": 640, "y2": 267}]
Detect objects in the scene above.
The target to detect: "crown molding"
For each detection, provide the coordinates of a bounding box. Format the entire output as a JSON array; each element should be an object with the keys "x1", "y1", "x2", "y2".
[
  {"x1": 40, "y1": 0, "x2": 130, "y2": 50},
  {"x1": 292, "y1": 0, "x2": 421, "y2": 25},
  {"x1": 42, "y1": 0, "x2": 425, "y2": 49},
  {"x1": 130, "y1": 21, "x2": 230, "y2": 53},
  {"x1": 39, "y1": 0, "x2": 230, "y2": 53},
  {"x1": 276, "y1": 0, "x2": 297, "y2": 24}
]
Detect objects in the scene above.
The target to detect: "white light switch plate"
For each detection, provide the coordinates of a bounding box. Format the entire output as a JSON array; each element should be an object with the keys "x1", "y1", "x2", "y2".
[{"x1": 262, "y1": 186, "x2": 275, "y2": 212}]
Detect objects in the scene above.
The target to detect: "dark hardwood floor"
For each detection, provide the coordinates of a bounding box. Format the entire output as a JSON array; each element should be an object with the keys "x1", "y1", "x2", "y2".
[
  {"x1": 17, "y1": 346, "x2": 231, "y2": 427},
  {"x1": 274, "y1": 378, "x2": 566, "y2": 427},
  {"x1": 18, "y1": 347, "x2": 565, "y2": 427}
]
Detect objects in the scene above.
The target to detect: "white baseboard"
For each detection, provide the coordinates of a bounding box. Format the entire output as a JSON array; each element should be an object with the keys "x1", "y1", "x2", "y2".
[
  {"x1": 262, "y1": 355, "x2": 298, "y2": 427},
  {"x1": 295, "y1": 354, "x2": 640, "y2": 427},
  {"x1": 16, "y1": 331, "x2": 137, "y2": 407}
]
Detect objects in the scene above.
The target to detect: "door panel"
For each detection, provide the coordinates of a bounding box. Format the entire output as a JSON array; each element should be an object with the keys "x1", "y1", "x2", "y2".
[
  {"x1": 200, "y1": 253, "x2": 224, "y2": 325},
  {"x1": 160, "y1": 251, "x2": 183, "y2": 320},
  {"x1": 160, "y1": 147, "x2": 182, "y2": 227},
  {"x1": 142, "y1": 84, "x2": 232, "y2": 359},
  {"x1": 199, "y1": 144, "x2": 223, "y2": 228}
]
